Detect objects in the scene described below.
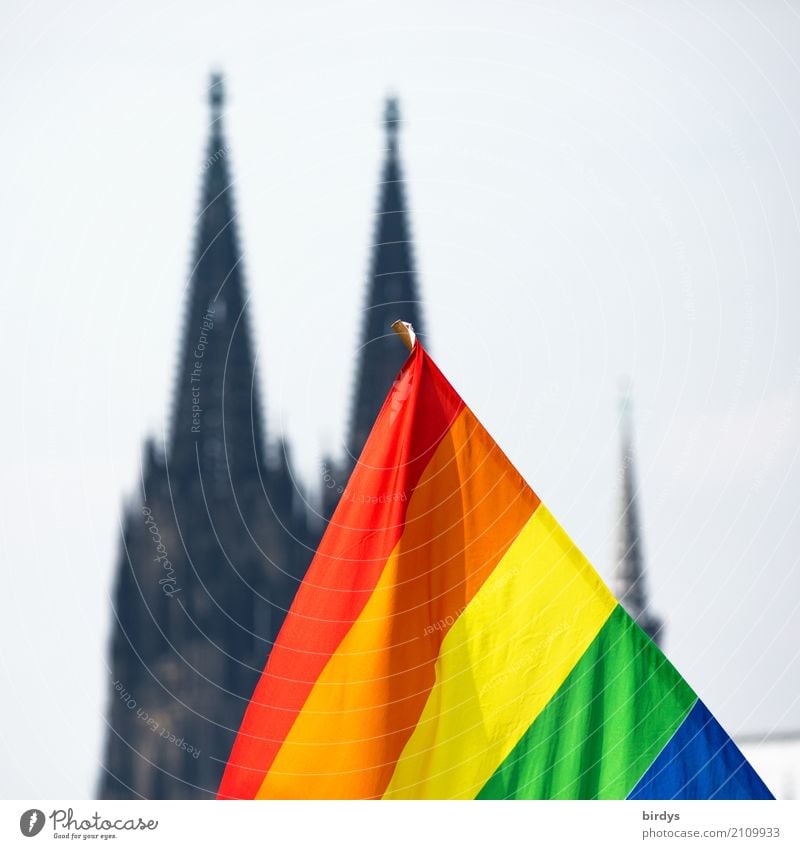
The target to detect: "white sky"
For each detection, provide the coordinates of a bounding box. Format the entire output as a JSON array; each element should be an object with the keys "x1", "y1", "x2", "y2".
[{"x1": 1, "y1": 0, "x2": 799, "y2": 799}]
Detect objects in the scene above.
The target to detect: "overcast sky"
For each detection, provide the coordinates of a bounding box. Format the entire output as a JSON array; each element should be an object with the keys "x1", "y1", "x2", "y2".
[{"x1": 1, "y1": 0, "x2": 799, "y2": 799}]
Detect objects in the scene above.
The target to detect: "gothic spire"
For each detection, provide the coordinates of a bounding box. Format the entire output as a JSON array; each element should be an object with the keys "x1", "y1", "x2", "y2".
[
  {"x1": 101, "y1": 74, "x2": 313, "y2": 801},
  {"x1": 613, "y1": 389, "x2": 663, "y2": 645},
  {"x1": 345, "y1": 96, "x2": 426, "y2": 463},
  {"x1": 168, "y1": 73, "x2": 267, "y2": 487}
]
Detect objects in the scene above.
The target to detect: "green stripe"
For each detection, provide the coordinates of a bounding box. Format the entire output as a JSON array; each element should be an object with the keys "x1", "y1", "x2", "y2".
[{"x1": 476, "y1": 604, "x2": 697, "y2": 799}]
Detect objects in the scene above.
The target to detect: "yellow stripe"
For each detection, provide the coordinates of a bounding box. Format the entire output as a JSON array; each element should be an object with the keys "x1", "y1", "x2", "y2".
[
  {"x1": 254, "y1": 407, "x2": 539, "y2": 799},
  {"x1": 382, "y1": 503, "x2": 616, "y2": 799}
]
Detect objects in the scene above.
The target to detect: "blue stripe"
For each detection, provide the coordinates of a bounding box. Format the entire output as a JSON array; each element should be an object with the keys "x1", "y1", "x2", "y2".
[{"x1": 628, "y1": 699, "x2": 773, "y2": 800}]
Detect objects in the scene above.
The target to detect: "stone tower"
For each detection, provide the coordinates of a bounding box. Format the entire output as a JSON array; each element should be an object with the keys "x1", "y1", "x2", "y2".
[
  {"x1": 323, "y1": 97, "x2": 426, "y2": 517},
  {"x1": 99, "y1": 75, "x2": 312, "y2": 799},
  {"x1": 613, "y1": 390, "x2": 663, "y2": 646}
]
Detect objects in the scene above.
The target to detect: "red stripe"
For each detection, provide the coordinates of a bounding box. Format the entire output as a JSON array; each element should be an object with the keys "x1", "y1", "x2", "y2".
[{"x1": 217, "y1": 345, "x2": 463, "y2": 798}]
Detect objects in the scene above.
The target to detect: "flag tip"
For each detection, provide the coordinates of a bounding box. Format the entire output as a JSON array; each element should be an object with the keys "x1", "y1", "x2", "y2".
[{"x1": 391, "y1": 320, "x2": 416, "y2": 352}]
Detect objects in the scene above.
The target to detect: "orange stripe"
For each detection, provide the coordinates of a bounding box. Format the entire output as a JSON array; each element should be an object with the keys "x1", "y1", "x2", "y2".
[
  {"x1": 255, "y1": 407, "x2": 540, "y2": 798},
  {"x1": 217, "y1": 346, "x2": 462, "y2": 799}
]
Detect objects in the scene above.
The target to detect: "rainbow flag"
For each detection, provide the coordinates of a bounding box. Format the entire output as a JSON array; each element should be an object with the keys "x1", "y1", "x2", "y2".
[{"x1": 218, "y1": 340, "x2": 772, "y2": 800}]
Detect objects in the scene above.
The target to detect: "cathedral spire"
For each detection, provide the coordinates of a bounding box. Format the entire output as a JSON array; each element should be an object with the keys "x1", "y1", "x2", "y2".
[
  {"x1": 168, "y1": 72, "x2": 267, "y2": 485},
  {"x1": 344, "y1": 95, "x2": 426, "y2": 463},
  {"x1": 101, "y1": 74, "x2": 313, "y2": 801},
  {"x1": 613, "y1": 387, "x2": 663, "y2": 646}
]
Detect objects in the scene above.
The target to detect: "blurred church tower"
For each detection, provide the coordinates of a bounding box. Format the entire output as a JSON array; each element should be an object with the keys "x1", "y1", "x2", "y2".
[
  {"x1": 99, "y1": 75, "x2": 314, "y2": 799},
  {"x1": 322, "y1": 97, "x2": 426, "y2": 518},
  {"x1": 613, "y1": 389, "x2": 663, "y2": 646},
  {"x1": 100, "y1": 81, "x2": 427, "y2": 799}
]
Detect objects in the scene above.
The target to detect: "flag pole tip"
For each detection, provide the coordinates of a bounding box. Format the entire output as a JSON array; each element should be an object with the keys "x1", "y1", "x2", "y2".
[{"x1": 391, "y1": 320, "x2": 416, "y2": 352}]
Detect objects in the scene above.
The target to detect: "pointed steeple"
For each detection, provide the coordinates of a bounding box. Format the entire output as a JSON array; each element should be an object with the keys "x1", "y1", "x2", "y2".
[
  {"x1": 101, "y1": 75, "x2": 316, "y2": 800},
  {"x1": 345, "y1": 96, "x2": 426, "y2": 463},
  {"x1": 169, "y1": 73, "x2": 267, "y2": 486},
  {"x1": 613, "y1": 388, "x2": 663, "y2": 646}
]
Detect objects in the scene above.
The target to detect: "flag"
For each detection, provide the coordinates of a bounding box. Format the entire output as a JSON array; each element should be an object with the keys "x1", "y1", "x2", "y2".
[{"x1": 218, "y1": 340, "x2": 772, "y2": 800}]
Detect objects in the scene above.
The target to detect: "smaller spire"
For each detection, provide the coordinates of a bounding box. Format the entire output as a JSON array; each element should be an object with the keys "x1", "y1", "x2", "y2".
[
  {"x1": 613, "y1": 384, "x2": 663, "y2": 646},
  {"x1": 384, "y1": 96, "x2": 400, "y2": 149}
]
